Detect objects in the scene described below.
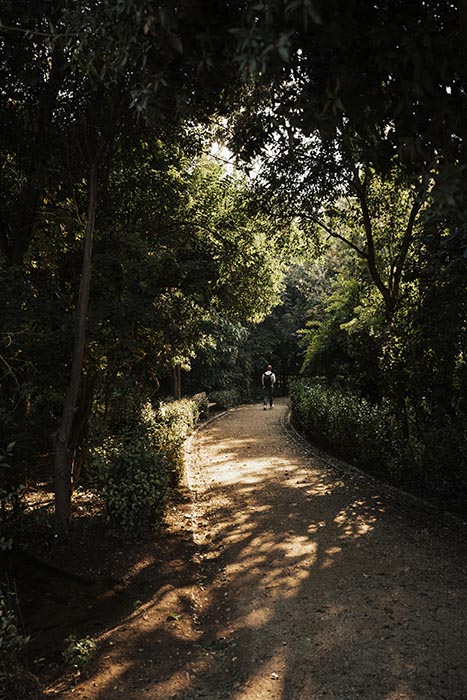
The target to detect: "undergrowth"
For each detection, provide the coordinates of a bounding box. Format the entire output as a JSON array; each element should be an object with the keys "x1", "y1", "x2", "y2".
[
  {"x1": 89, "y1": 396, "x2": 201, "y2": 533},
  {"x1": 290, "y1": 379, "x2": 467, "y2": 513}
]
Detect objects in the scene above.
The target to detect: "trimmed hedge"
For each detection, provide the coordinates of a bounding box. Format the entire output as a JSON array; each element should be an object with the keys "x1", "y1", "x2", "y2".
[
  {"x1": 290, "y1": 379, "x2": 467, "y2": 512},
  {"x1": 208, "y1": 388, "x2": 241, "y2": 410}
]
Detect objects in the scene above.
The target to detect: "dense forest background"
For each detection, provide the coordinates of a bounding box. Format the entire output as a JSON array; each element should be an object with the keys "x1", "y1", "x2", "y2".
[{"x1": 2, "y1": 1, "x2": 467, "y2": 694}]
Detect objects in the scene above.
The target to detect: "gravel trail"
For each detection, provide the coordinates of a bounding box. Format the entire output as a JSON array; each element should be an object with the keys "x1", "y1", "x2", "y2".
[{"x1": 181, "y1": 398, "x2": 467, "y2": 700}]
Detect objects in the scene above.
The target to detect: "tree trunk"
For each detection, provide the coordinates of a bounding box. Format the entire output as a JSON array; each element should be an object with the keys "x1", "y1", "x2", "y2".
[
  {"x1": 54, "y1": 160, "x2": 98, "y2": 534},
  {"x1": 70, "y1": 373, "x2": 96, "y2": 486},
  {"x1": 172, "y1": 364, "x2": 182, "y2": 399}
]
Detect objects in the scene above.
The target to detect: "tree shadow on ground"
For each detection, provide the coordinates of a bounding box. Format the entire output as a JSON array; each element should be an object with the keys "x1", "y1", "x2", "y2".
[
  {"x1": 53, "y1": 400, "x2": 467, "y2": 700},
  {"x1": 7, "y1": 486, "x2": 201, "y2": 691}
]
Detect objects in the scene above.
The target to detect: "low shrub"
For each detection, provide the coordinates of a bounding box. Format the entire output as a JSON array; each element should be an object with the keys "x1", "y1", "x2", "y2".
[
  {"x1": 63, "y1": 634, "x2": 97, "y2": 679},
  {"x1": 0, "y1": 583, "x2": 40, "y2": 700},
  {"x1": 290, "y1": 379, "x2": 467, "y2": 510},
  {"x1": 192, "y1": 392, "x2": 209, "y2": 417},
  {"x1": 290, "y1": 379, "x2": 398, "y2": 476},
  {"x1": 208, "y1": 389, "x2": 241, "y2": 411},
  {"x1": 155, "y1": 398, "x2": 201, "y2": 485},
  {"x1": 89, "y1": 397, "x2": 200, "y2": 532}
]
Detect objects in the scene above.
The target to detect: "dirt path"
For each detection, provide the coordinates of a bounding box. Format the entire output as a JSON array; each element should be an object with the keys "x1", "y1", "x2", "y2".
[{"x1": 58, "y1": 399, "x2": 467, "y2": 700}]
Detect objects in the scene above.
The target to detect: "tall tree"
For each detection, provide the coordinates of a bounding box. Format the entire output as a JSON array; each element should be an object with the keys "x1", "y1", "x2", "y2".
[
  {"x1": 0, "y1": 0, "x2": 244, "y2": 531},
  {"x1": 225, "y1": 0, "x2": 467, "y2": 308}
]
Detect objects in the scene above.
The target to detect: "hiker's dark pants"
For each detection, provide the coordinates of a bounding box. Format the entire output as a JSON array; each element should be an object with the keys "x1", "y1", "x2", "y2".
[{"x1": 263, "y1": 387, "x2": 274, "y2": 407}]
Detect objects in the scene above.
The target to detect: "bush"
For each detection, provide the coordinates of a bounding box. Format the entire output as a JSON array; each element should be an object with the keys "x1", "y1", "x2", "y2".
[
  {"x1": 155, "y1": 398, "x2": 201, "y2": 485},
  {"x1": 208, "y1": 389, "x2": 241, "y2": 411},
  {"x1": 0, "y1": 584, "x2": 40, "y2": 700},
  {"x1": 290, "y1": 379, "x2": 467, "y2": 510},
  {"x1": 291, "y1": 379, "x2": 398, "y2": 475},
  {"x1": 408, "y1": 411, "x2": 467, "y2": 505},
  {"x1": 89, "y1": 397, "x2": 200, "y2": 532},
  {"x1": 192, "y1": 392, "x2": 209, "y2": 417}
]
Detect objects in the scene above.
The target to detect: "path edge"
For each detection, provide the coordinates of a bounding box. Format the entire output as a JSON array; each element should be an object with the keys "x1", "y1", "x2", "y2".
[{"x1": 281, "y1": 404, "x2": 467, "y2": 532}]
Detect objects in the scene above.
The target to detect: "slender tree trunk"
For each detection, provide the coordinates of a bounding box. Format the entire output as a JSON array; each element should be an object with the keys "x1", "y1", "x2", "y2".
[
  {"x1": 70, "y1": 373, "x2": 96, "y2": 485},
  {"x1": 54, "y1": 160, "x2": 98, "y2": 533},
  {"x1": 172, "y1": 364, "x2": 182, "y2": 399}
]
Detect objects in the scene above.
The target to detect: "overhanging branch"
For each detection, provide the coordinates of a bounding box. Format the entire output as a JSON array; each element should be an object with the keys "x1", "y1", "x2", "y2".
[
  {"x1": 298, "y1": 212, "x2": 367, "y2": 258},
  {"x1": 391, "y1": 195, "x2": 424, "y2": 297}
]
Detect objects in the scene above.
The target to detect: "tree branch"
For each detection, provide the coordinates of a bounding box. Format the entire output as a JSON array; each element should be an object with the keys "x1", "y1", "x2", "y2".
[
  {"x1": 298, "y1": 212, "x2": 367, "y2": 258},
  {"x1": 0, "y1": 25, "x2": 74, "y2": 39},
  {"x1": 391, "y1": 194, "x2": 424, "y2": 299},
  {"x1": 351, "y1": 170, "x2": 392, "y2": 310},
  {"x1": 337, "y1": 124, "x2": 394, "y2": 311},
  {"x1": 0, "y1": 354, "x2": 21, "y2": 387}
]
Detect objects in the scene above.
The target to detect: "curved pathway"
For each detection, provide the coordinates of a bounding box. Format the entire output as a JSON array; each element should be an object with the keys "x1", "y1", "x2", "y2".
[
  {"x1": 181, "y1": 398, "x2": 467, "y2": 700},
  {"x1": 59, "y1": 398, "x2": 467, "y2": 700}
]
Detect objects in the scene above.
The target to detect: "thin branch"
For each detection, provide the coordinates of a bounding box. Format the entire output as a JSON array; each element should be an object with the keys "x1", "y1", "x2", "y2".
[
  {"x1": 351, "y1": 170, "x2": 391, "y2": 307},
  {"x1": 0, "y1": 354, "x2": 21, "y2": 388},
  {"x1": 391, "y1": 194, "x2": 424, "y2": 298},
  {"x1": 209, "y1": 152, "x2": 236, "y2": 167},
  {"x1": 297, "y1": 212, "x2": 368, "y2": 258},
  {"x1": 0, "y1": 24, "x2": 75, "y2": 39}
]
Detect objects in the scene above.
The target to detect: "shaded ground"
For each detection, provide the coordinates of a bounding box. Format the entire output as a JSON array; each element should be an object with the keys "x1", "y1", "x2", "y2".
[{"x1": 10, "y1": 398, "x2": 467, "y2": 699}]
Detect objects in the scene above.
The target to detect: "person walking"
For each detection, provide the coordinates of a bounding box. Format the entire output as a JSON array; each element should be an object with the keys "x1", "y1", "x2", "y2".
[{"x1": 262, "y1": 364, "x2": 276, "y2": 409}]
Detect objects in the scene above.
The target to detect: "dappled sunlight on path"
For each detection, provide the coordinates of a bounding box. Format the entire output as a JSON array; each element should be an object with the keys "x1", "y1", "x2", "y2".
[
  {"x1": 181, "y1": 399, "x2": 467, "y2": 700},
  {"x1": 60, "y1": 398, "x2": 467, "y2": 700}
]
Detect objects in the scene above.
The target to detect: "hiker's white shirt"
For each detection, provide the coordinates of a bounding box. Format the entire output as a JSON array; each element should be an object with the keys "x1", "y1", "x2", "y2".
[{"x1": 262, "y1": 371, "x2": 276, "y2": 386}]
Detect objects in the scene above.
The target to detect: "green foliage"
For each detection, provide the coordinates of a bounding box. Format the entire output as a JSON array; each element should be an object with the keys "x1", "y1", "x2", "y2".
[
  {"x1": 229, "y1": 1, "x2": 467, "y2": 186},
  {"x1": 0, "y1": 132, "x2": 291, "y2": 513},
  {"x1": 208, "y1": 389, "x2": 241, "y2": 410},
  {"x1": 244, "y1": 262, "x2": 314, "y2": 391},
  {"x1": 0, "y1": 587, "x2": 29, "y2": 662},
  {"x1": 384, "y1": 217, "x2": 467, "y2": 413},
  {"x1": 192, "y1": 392, "x2": 209, "y2": 417},
  {"x1": 91, "y1": 149, "x2": 287, "y2": 387},
  {"x1": 0, "y1": 441, "x2": 25, "y2": 526},
  {"x1": 184, "y1": 313, "x2": 253, "y2": 399},
  {"x1": 89, "y1": 401, "x2": 168, "y2": 532},
  {"x1": 291, "y1": 380, "x2": 467, "y2": 512},
  {"x1": 155, "y1": 398, "x2": 201, "y2": 485},
  {"x1": 1, "y1": 0, "x2": 283, "y2": 532},
  {"x1": 301, "y1": 277, "x2": 362, "y2": 376},
  {"x1": 0, "y1": 537, "x2": 13, "y2": 552},
  {"x1": 89, "y1": 396, "x2": 200, "y2": 532},
  {"x1": 0, "y1": 584, "x2": 38, "y2": 700},
  {"x1": 291, "y1": 379, "x2": 399, "y2": 476},
  {"x1": 62, "y1": 635, "x2": 97, "y2": 678},
  {"x1": 0, "y1": 264, "x2": 71, "y2": 500},
  {"x1": 3, "y1": 0, "x2": 467, "y2": 538}
]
